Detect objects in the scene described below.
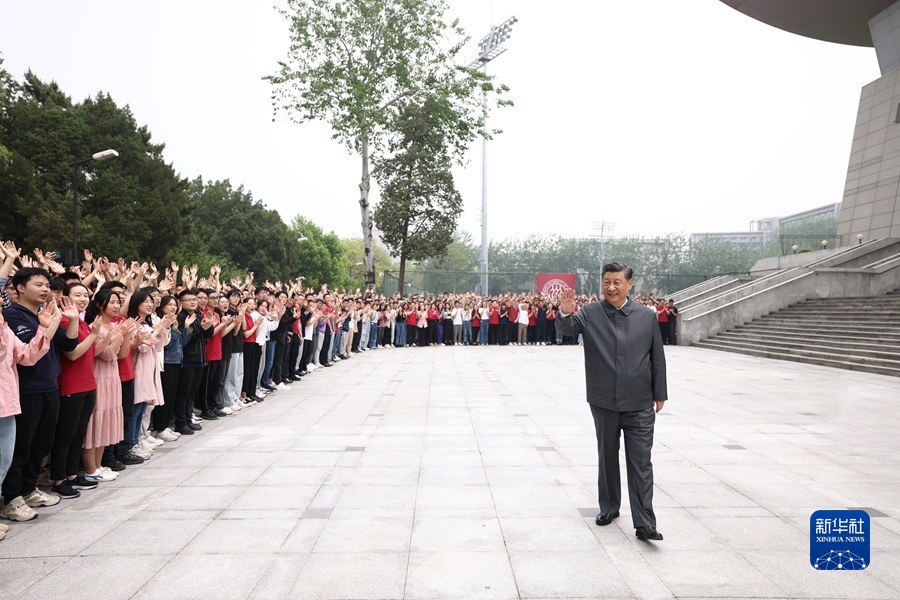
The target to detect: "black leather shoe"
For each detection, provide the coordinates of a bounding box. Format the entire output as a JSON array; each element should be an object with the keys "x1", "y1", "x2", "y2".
[
  {"x1": 635, "y1": 526, "x2": 663, "y2": 541},
  {"x1": 102, "y1": 457, "x2": 126, "y2": 472},
  {"x1": 200, "y1": 411, "x2": 219, "y2": 420},
  {"x1": 189, "y1": 423, "x2": 202, "y2": 431},
  {"x1": 176, "y1": 426, "x2": 195, "y2": 435},
  {"x1": 595, "y1": 512, "x2": 620, "y2": 526}
]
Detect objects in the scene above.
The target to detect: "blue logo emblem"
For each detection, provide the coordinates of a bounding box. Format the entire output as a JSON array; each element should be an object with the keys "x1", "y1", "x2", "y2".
[{"x1": 810, "y1": 510, "x2": 869, "y2": 570}]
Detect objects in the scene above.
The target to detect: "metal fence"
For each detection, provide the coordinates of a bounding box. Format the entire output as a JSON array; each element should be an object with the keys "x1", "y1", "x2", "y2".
[
  {"x1": 780, "y1": 235, "x2": 842, "y2": 255},
  {"x1": 383, "y1": 271, "x2": 729, "y2": 297}
]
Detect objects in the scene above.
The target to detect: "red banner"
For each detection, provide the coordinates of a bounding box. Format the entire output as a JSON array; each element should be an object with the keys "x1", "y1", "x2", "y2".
[{"x1": 536, "y1": 273, "x2": 576, "y2": 296}]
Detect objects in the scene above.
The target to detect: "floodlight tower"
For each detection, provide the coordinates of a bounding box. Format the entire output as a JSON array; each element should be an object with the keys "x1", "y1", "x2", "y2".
[{"x1": 469, "y1": 15, "x2": 517, "y2": 296}]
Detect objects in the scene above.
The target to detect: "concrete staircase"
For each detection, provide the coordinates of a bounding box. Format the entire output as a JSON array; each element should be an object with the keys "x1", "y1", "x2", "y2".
[{"x1": 694, "y1": 290, "x2": 900, "y2": 377}]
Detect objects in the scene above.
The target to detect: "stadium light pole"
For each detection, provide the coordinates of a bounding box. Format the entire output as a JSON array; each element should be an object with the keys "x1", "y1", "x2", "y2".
[
  {"x1": 70, "y1": 149, "x2": 118, "y2": 265},
  {"x1": 469, "y1": 16, "x2": 517, "y2": 296}
]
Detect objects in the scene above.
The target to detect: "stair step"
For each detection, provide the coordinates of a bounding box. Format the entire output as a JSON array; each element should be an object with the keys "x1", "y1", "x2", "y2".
[
  {"x1": 734, "y1": 325, "x2": 900, "y2": 343},
  {"x1": 694, "y1": 341, "x2": 900, "y2": 377},
  {"x1": 710, "y1": 333, "x2": 900, "y2": 360}
]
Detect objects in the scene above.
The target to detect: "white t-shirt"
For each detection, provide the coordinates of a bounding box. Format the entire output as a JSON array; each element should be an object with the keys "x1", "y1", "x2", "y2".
[{"x1": 451, "y1": 308, "x2": 463, "y2": 325}]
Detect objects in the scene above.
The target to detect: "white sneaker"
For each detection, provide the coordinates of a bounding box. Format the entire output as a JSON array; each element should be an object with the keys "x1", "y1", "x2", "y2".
[
  {"x1": 99, "y1": 466, "x2": 117, "y2": 477},
  {"x1": 85, "y1": 468, "x2": 118, "y2": 482},
  {"x1": 276, "y1": 383, "x2": 291, "y2": 391},
  {"x1": 192, "y1": 416, "x2": 203, "y2": 425},
  {"x1": 23, "y1": 488, "x2": 60, "y2": 508},
  {"x1": 131, "y1": 445, "x2": 153, "y2": 459},
  {"x1": 230, "y1": 401, "x2": 243, "y2": 412},
  {"x1": 157, "y1": 429, "x2": 178, "y2": 442},
  {"x1": 139, "y1": 438, "x2": 157, "y2": 453},
  {"x1": 220, "y1": 406, "x2": 233, "y2": 415},
  {"x1": 164, "y1": 427, "x2": 181, "y2": 439},
  {"x1": 1, "y1": 496, "x2": 38, "y2": 521},
  {"x1": 144, "y1": 435, "x2": 164, "y2": 447}
]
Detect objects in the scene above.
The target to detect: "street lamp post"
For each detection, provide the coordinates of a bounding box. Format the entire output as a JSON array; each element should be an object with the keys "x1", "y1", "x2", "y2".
[
  {"x1": 469, "y1": 15, "x2": 517, "y2": 296},
  {"x1": 70, "y1": 149, "x2": 118, "y2": 265}
]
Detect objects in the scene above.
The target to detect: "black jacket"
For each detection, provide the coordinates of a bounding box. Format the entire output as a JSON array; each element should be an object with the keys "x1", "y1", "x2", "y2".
[{"x1": 556, "y1": 299, "x2": 667, "y2": 411}]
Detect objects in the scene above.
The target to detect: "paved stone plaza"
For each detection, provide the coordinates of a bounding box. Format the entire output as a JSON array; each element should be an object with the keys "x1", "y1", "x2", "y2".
[{"x1": 1, "y1": 344, "x2": 899, "y2": 599}]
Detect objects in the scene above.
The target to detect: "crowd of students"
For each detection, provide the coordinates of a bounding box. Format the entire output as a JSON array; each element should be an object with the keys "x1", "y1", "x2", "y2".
[{"x1": 0, "y1": 242, "x2": 680, "y2": 536}]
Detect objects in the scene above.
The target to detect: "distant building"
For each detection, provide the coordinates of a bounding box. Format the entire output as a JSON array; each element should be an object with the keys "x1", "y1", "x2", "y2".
[
  {"x1": 692, "y1": 203, "x2": 842, "y2": 249},
  {"x1": 690, "y1": 231, "x2": 768, "y2": 249}
]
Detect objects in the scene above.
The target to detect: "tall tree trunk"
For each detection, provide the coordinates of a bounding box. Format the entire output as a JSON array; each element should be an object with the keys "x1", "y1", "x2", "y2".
[
  {"x1": 397, "y1": 212, "x2": 410, "y2": 294},
  {"x1": 398, "y1": 252, "x2": 406, "y2": 296},
  {"x1": 359, "y1": 133, "x2": 376, "y2": 293}
]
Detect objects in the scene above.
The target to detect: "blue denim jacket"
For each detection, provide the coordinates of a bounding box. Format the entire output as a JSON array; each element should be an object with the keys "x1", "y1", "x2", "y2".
[{"x1": 163, "y1": 326, "x2": 192, "y2": 365}]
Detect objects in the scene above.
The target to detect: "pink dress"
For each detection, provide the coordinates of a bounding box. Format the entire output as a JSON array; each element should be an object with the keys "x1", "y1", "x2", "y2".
[
  {"x1": 84, "y1": 325, "x2": 124, "y2": 449},
  {"x1": 132, "y1": 325, "x2": 165, "y2": 406}
]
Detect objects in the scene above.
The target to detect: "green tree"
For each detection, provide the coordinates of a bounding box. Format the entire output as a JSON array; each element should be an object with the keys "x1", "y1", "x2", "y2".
[
  {"x1": 266, "y1": 0, "x2": 508, "y2": 291},
  {"x1": 290, "y1": 215, "x2": 348, "y2": 290},
  {"x1": 374, "y1": 97, "x2": 462, "y2": 292},
  {"x1": 338, "y1": 236, "x2": 395, "y2": 292}
]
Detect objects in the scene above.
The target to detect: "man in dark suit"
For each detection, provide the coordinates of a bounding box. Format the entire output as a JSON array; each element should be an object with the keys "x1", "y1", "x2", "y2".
[{"x1": 556, "y1": 262, "x2": 667, "y2": 541}]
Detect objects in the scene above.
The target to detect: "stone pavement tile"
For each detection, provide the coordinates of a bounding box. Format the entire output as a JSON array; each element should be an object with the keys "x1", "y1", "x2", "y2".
[
  {"x1": 181, "y1": 465, "x2": 269, "y2": 487},
  {"x1": 357, "y1": 449, "x2": 422, "y2": 467},
  {"x1": 312, "y1": 516, "x2": 412, "y2": 552},
  {"x1": 484, "y1": 465, "x2": 560, "y2": 485},
  {"x1": 733, "y1": 482, "x2": 847, "y2": 510},
  {"x1": 603, "y1": 542, "x2": 675, "y2": 600},
  {"x1": 289, "y1": 551, "x2": 407, "y2": 599},
  {"x1": 211, "y1": 450, "x2": 285, "y2": 468},
  {"x1": 419, "y1": 465, "x2": 488, "y2": 485},
  {"x1": 624, "y1": 507, "x2": 731, "y2": 552},
  {"x1": 416, "y1": 508, "x2": 499, "y2": 520},
  {"x1": 405, "y1": 550, "x2": 518, "y2": 599},
  {"x1": 229, "y1": 484, "x2": 319, "y2": 511},
  {"x1": 62, "y1": 485, "x2": 169, "y2": 513},
  {"x1": 415, "y1": 484, "x2": 495, "y2": 510},
  {"x1": 325, "y1": 466, "x2": 356, "y2": 485},
  {"x1": 0, "y1": 556, "x2": 68, "y2": 598},
  {"x1": 700, "y1": 516, "x2": 807, "y2": 551},
  {"x1": 329, "y1": 507, "x2": 415, "y2": 520},
  {"x1": 280, "y1": 518, "x2": 329, "y2": 554},
  {"x1": 334, "y1": 484, "x2": 417, "y2": 509},
  {"x1": 349, "y1": 466, "x2": 420, "y2": 485},
  {"x1": 480, "y1": 447, "x2": 545, "y2": 466},
  {"x1": 422, "y1": 434, "x2": 478, "y2": 450},
  {"x1": 110, "y1": 465, "x2": 200, "y2": 487},
  {"x1": 273, "y1": 451, "x2": 344, "y2": 467},
  {"x1": 255, "y1": 465, "x2": 334, "y2": 486},
  {"x1": 248, "y1": 554, "x2": 312, "y2": 599},
  {"x1": 500, "y1": 516, "x2": 599, "y2": 552},
  {"x1": 80, "y1": 518, "x2": 211, "y2": 555},
  {"x1": 0, "y1": 518, "x2": 122, "y2": 558},
  {"x1": 698, "y1": 464, "x2": 796, "y2": 485},
  {"x1": 508, "y1": 549, "x2": 632, "y2": 598},
  {"x1": 15, "y1": 554, "x2": 171, "y2": 600},
  {"x1": 366, "y1": 434, "x2": 424, "y2": 448},
  {"x1": 306, "y1": 484, "x2": 345, "y2": 510},
  {"x1": 129, "y1": 509, "x2": 220, "y2": 521},
  {"x1": 146, "y1": 485, "x2": 244, "y2": 511},
  {"x1": 490, "y1": 484, "x2": 580, "y2": 518},
  {"x1": 420, "y1": 449, "x2": 483, "y2": 467},
  {"x1": 658, "y1": 482, "x2": 762, "y2": 509},
  {"x1": 411, "y1": 516, "x2": 505, "y2": 552},
  {"x1": 133, "y1": 553, "x2": 272, "y2": 600},
  {"x1": 642, "y1": 550, "x2": 786, "y2": 598},
  {"x1": 742, "y1": 550, "x2": 899, "y2": 599},
  {"x1": 140, "y1": 448, "x2": 224, "y2": 468},
  {"x1": 183, "y1": 517, "x2": 297, "y2": 554}
]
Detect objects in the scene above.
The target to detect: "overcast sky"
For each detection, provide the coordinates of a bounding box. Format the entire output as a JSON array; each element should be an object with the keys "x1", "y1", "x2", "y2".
[{"x1": 0, "y1": 1, "x2": 882, "y2": 243}]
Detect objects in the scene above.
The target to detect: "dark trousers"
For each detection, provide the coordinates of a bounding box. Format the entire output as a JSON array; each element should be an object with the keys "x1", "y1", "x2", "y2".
[
  {"x1": 272, "y1": 335, "x2": 287, "y2": 383},
  {"x1": 243, "y1": 343, "x2": 262, "y2": 395},
  {"x1": 489, "y1": 323, "x2": 500, "y2": 345},
  {"x1": 113, "y1": 379, "x2": 135, "y2": 457},
  {"x1": 154, "y1": 364, "x2": 180, "y2": 432},
  {"x1": 590, "y1": 404, "x2": 657, "y2": 529},
  {"x1": 668, "y1": 320, "x2": 677, "y2": 345},
  {"x1": 407, "y1": 326, "x2": 418, "y2": 347},
  {"x1": 51, "y1": 391, "x2": 95, "y2": 481},
  {"x1": 299, "y1": 337, "x2": 314, "y2": 373},
  {"x1": 197, "y1": 364, "x2": 211, "y2": 413},
  {"x1": 205, "y1": 359, "x2": 225, "y2": 411},
  {"x1": 176, "y1": 367, "x2": 204, "y2": 428},
  {"x1": 288, "y1": 335, "x2": 301, "y2": 378},
  {"x1": 536, "y1": 321, "x2": 546, "y2": 343},
  {"x1": 2, "y1": 391, "x2": 59, "y2": 502},
  {"x1": 428, "y1": 321, "x2": 438, "y2": 344},
  {"x1": 318, "y1": 330, "x2": 332, "y2": 365}
]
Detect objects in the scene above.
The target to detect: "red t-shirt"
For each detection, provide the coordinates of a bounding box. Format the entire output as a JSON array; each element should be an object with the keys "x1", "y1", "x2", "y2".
[
  {"x1": 243, "y1": 313, "x2": 257, "y2": 344},
  {"x1": 111, "y1": 315, "x2": 135, "y2": 382},
  {"x1": 528, "y1": 310, "x2": 537, "y2": 326},
  {"x1": 472, "y1": 313, "x2": 480, "y2": 328},
  {"x1": 508, "y1": 306, "x2": 519, "y2": 322},
  {"x1": 205, "y1": 311, "x2": 223, "y2": 361},
  {"x1": 406, "y1": 310, "x2": 417, "y2": 326},
  {"x1": 427, "y1": 309, "x2": 439, "y2": 321},
  {"x1": 656, "y1": 305, "x2": 669, "y2": 323},
  {"x1": 58, "y1": 318, "x2": 96, "y2": 396},
  {"x1": 489, "y1": 307, "x2": 500, "y2": 325}
]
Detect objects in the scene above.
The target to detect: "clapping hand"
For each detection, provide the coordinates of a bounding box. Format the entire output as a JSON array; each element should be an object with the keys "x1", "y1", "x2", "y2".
[
  {"x1": 185, "y1": 313, "x2": 197, "y2": 328},
  {"x1": 58, "y1": 296, "x2": 81, "y2": 322},
  {"x1": 37, "y1": 297, "x2": 62, "y2": 329},
  {"x1": 559, "y1": 289, "x2": 577, "y2": 315}
]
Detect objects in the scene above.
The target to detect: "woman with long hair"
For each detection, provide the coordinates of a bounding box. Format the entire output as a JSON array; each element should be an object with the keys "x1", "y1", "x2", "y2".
[{"x1": 153, "y1": 295, "x2": 188, "y2": 440}]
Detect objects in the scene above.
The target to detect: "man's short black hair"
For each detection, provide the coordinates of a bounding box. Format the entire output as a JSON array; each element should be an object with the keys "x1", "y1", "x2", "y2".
[
  {"x1": 178, "y1": 289, "x2": 197, "y2": 300},
  {"x1": 49, "y1": 276, "x2": 66, "y2": 291},
  {"x1": 99, "y1": 280, "x2": 125, "y2": 291},
  {"x1": 601, "y1": 262, "x2": 634, "y2": 280},
  {"x1": 227, "y1": 288, "x2": 242, "y2": 298},
  {"x1": 255, "y1": 286, "x2": 270, "y2": 295},
  {"x1": 12, "y1": 267, "x2": 51, "y2": 292},
  {"x1": 60, "y1": 272, "x2": 81, "y2": 284}
]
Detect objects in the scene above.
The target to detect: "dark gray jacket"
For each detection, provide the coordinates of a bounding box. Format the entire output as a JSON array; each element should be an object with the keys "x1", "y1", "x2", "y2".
[{"x1": 556, "y1": 299, "x2": 667, "y2": 411}]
